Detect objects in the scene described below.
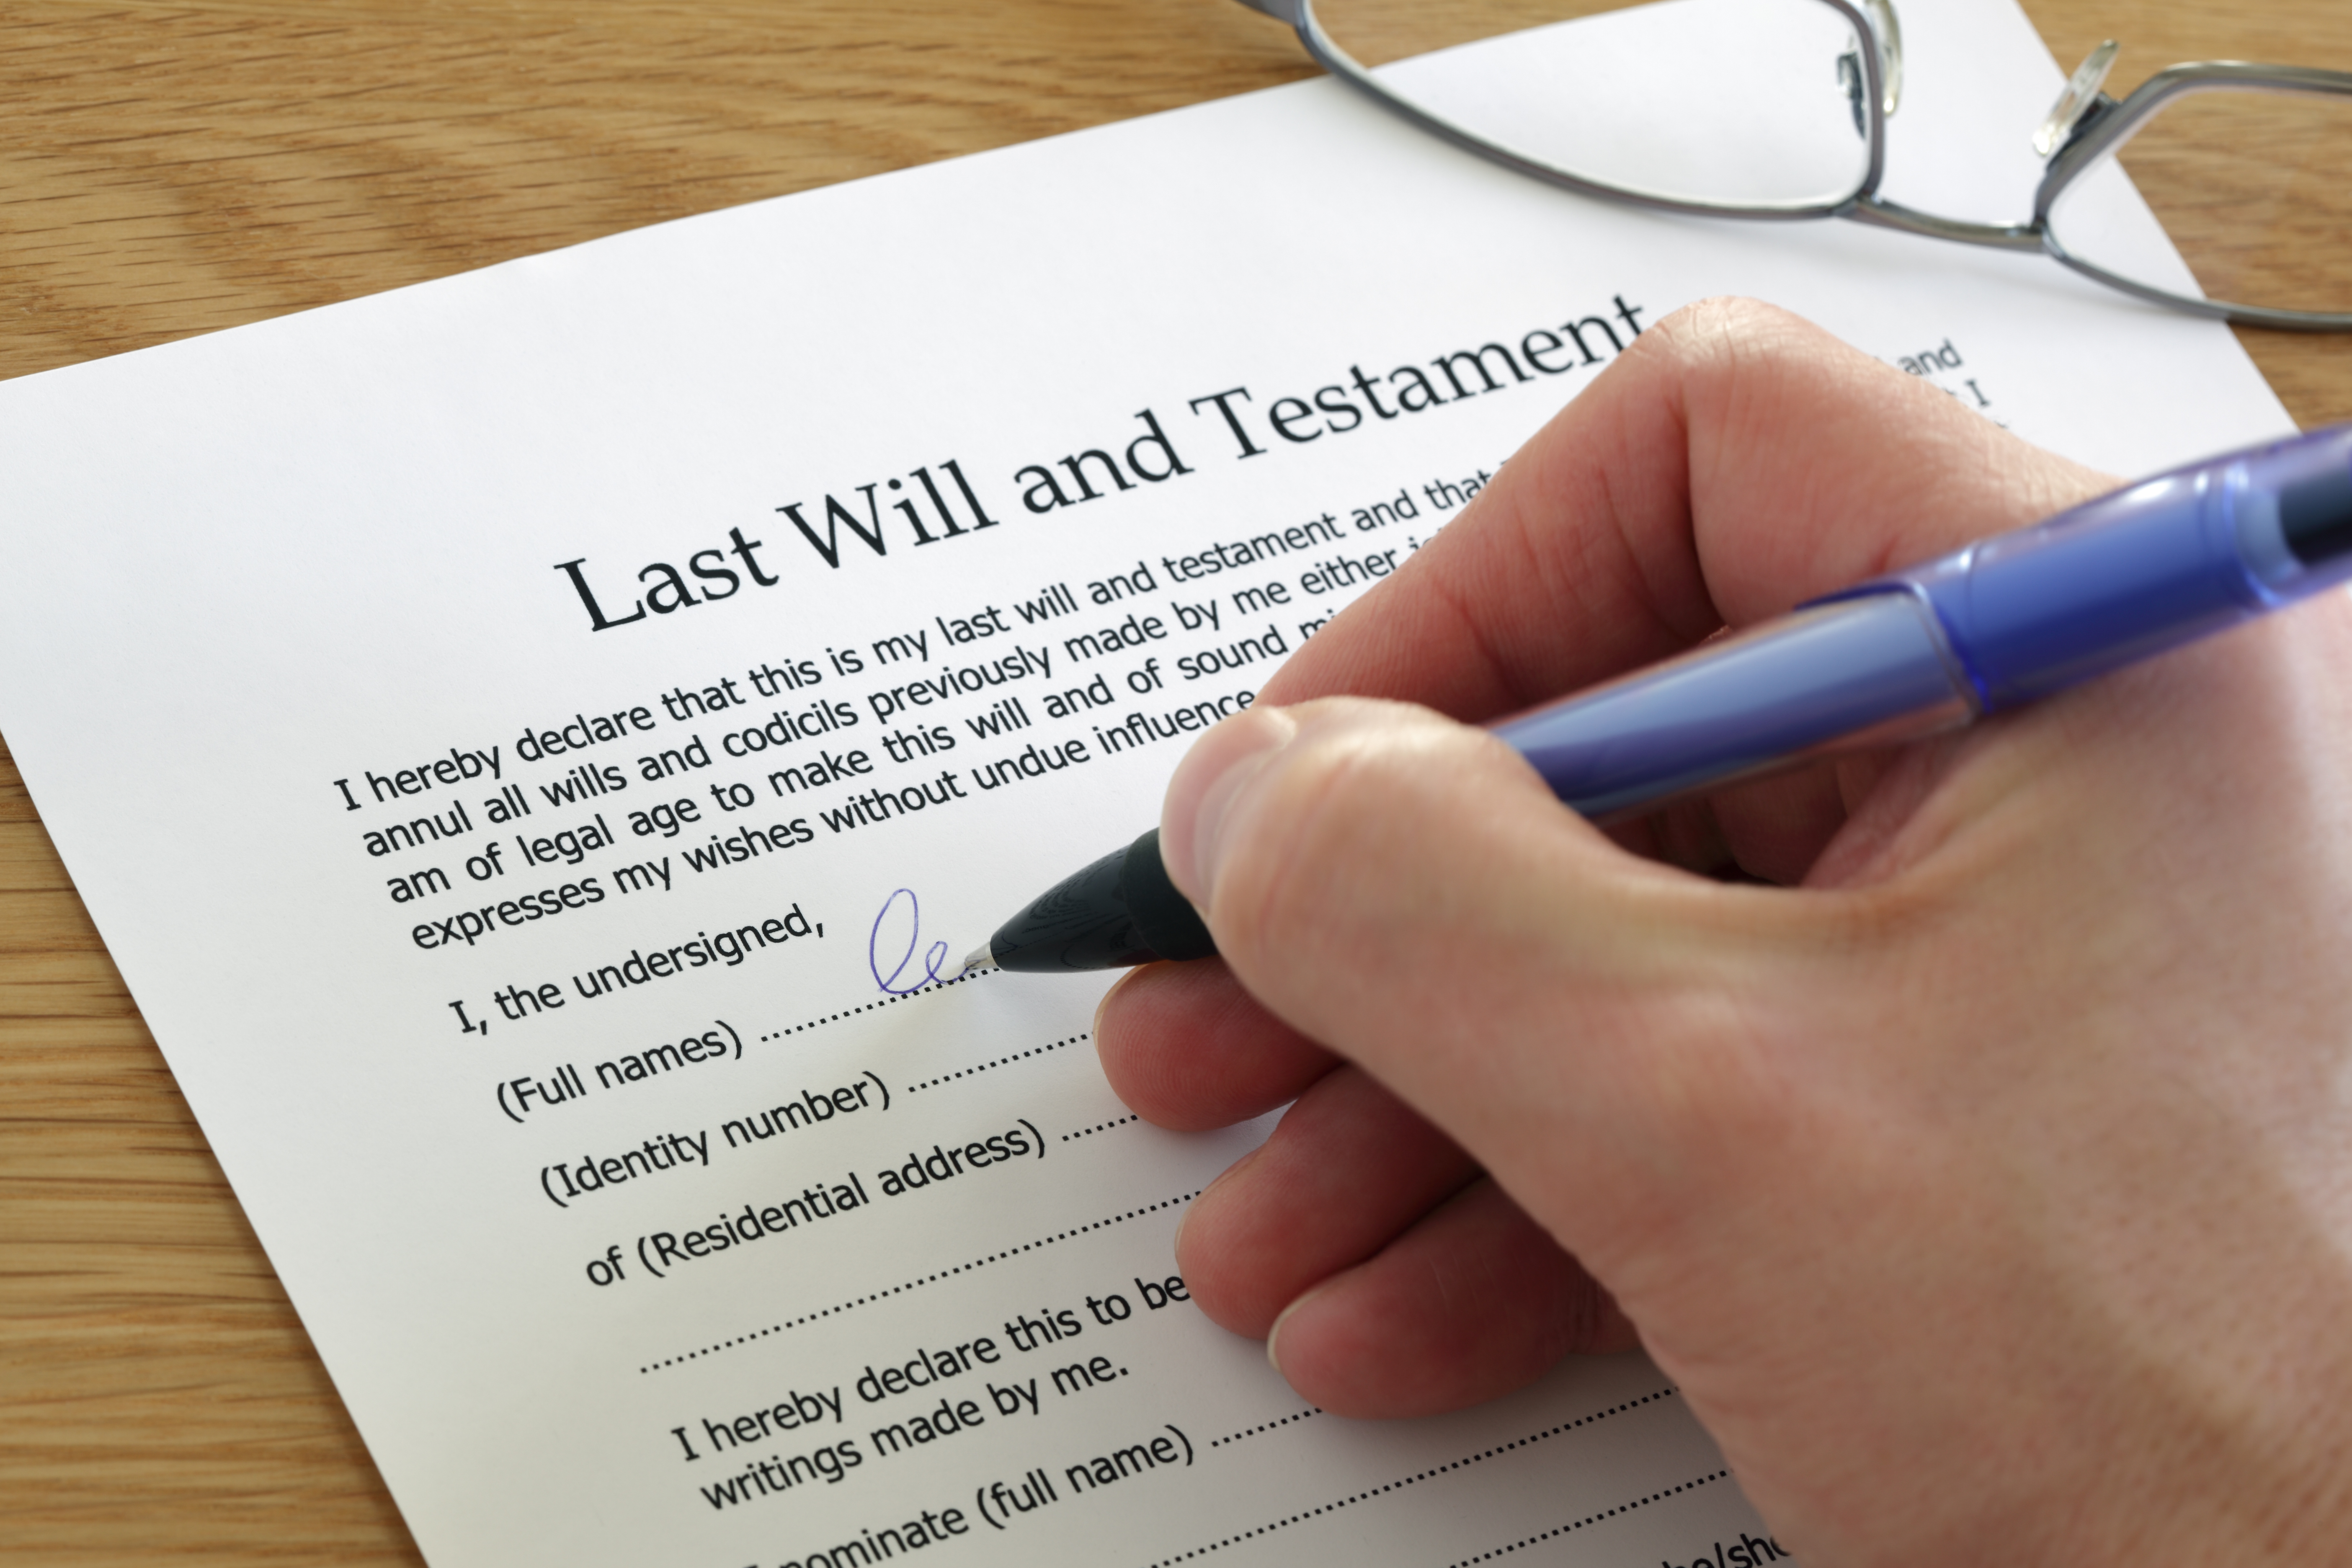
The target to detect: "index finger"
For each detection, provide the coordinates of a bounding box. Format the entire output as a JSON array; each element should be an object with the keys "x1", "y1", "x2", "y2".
[{"x1": 1254, "y1": 298, "x2": 2113, "y2": 721}]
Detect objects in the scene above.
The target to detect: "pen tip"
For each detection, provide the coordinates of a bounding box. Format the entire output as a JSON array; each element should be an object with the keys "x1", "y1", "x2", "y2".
[{"x1": 958, "y1": 945, "x2": 994, "y2": 975}]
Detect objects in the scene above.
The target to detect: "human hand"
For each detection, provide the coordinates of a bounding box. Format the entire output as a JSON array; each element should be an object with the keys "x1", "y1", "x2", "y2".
[{"x1": 1095, "y1": 300, "x2": 2352, "y2": 1563}]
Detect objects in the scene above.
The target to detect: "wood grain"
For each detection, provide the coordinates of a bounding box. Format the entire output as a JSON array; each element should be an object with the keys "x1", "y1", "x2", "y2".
[{"x1": 1, "y1": 3, "x2": 2346, "y2": 1564}]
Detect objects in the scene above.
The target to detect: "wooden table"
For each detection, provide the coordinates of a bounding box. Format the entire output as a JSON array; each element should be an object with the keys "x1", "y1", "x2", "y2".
[{"x1": 3, "y1": 2, "x2": 2346, "y2": 1561}]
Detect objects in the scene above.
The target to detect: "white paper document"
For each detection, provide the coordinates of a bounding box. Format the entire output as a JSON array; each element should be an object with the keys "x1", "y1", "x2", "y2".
[{"x1": 0, "y1": 1, "x2": 2294, "y2": 1565}]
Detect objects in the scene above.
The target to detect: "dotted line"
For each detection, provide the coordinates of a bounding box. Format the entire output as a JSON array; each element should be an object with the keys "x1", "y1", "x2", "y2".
[
  {"x1": 905, "y1": 1032, "x2": 1085, "y2": 1094},
  {"x1": 755, "y1": 967, "x2": 995, "y2": 1043},
  {"x1": 637, "y1": 1189, "x2": 1200, "y2": 1375},
  {"x1": 1209, "y1": 1407, "x2": 1321, "y2": 1447},
  {"x1": 1063, "y1": 1114, "x2": 1138, "y2": 1142},
  {"x1": 1442, "y1": 1468, "x2": 1732, "y2": 1566},
  {"x1": 1140, "y1": 1389, "x2": 1681, "y2": 1568}
]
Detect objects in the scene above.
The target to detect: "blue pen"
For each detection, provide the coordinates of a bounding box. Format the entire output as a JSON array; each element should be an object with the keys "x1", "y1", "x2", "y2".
[{"x1": 968, "y1": 424, "x2": 2352, "y2": 973}]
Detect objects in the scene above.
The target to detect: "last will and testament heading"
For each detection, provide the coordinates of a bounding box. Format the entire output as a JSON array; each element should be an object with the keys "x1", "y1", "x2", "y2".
[{"x1": 552, "y1": 296, "x2": 1649, "y2": 631}]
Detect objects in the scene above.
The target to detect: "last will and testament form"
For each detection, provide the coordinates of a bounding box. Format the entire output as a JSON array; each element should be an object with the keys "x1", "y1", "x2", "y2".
[{"x1": 0, "y1": 0, "x2": 2299, "y2": 1564}]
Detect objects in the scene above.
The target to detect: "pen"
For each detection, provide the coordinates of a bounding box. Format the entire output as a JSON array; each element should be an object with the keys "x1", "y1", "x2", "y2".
[{"x1": 964, "y1": 424, "x2": 2352, "y2": 975}]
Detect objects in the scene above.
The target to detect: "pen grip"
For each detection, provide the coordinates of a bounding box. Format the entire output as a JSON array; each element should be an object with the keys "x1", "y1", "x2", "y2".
[{"x1": 1491, "y1": 591, "x2": 1975, "y2": 820}]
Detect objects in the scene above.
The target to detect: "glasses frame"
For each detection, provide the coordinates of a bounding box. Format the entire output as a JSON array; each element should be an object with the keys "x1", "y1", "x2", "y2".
[{"x1": 1233, "y1": 0, "x2": 2352, "y2": 331}]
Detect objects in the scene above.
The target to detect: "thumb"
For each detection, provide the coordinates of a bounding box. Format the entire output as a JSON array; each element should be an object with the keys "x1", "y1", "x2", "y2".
[{"x1": 1159, "y1": 695, "x2": 1816, "y2": 1276}]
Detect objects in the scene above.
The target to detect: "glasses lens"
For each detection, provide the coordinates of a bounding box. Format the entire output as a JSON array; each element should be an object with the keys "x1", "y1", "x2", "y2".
[
  {"x1": 1310, "y1": 0, "x2": 1878, "y2": 209},
  {"x1": 2047, "y1": 85, "x2": 2352, "y2": 318}
]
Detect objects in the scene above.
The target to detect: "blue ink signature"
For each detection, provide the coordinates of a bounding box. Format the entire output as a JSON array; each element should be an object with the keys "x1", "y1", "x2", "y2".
[{"x1": 869, "y1": 888, "x2": 952, "y2": 996}]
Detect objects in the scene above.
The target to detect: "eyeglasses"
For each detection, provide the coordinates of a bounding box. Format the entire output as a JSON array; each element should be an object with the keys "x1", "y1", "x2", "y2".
[{"x1": 1231, "y1": 0, "x2": 2352, "y2": 331}]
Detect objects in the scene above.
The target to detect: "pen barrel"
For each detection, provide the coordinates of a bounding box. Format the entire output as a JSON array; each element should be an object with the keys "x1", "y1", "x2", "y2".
[
  {"x1": 1891, "y1": 425, "x2": 2352, "y2": 712},
  {"x1": 1895, "y1": 471, "x2": 2249, "y2": 710},
  {"x1": 1491, "y1": 592, "x2": 1975, "y2": 820}
]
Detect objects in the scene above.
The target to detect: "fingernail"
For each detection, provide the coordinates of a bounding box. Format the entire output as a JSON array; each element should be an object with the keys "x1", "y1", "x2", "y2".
[
  {"x1": 1266, "y1": 1287, "x2": 1318, "y2": 1377},
  {"x1": 1174, "y1": 1145, "x2": 1259, "y2": 1264},
  {"x1": 1161, "y1": 707, "x2": 1298, "y2": 906}
]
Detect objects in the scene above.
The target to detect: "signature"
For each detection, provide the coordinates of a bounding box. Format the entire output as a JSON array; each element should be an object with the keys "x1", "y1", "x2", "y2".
[{"x1": 869, "y1": 887, "x2": 951, "y2": 996}]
